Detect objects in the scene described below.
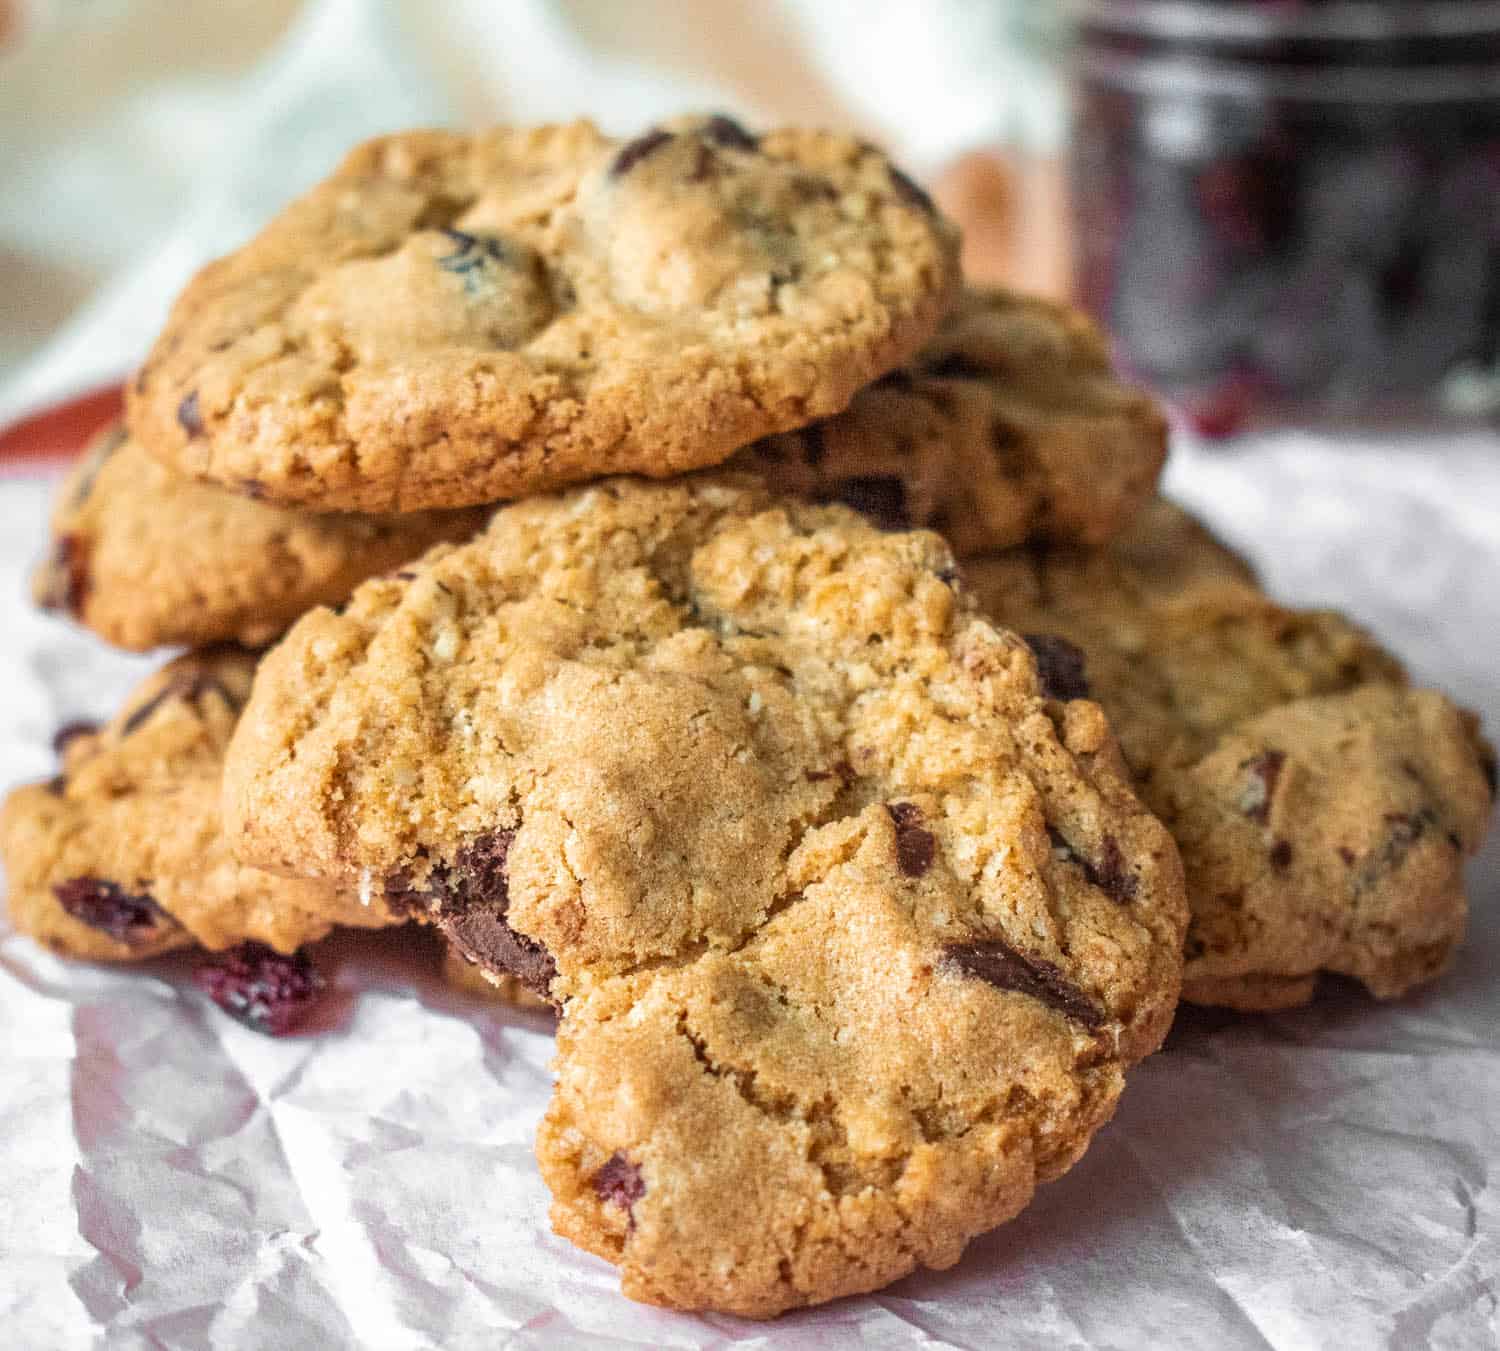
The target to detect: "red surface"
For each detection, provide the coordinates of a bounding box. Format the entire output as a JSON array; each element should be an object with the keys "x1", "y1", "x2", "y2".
[{"x1": 0, "y1": 384, "x2": 123, "y2": 464}]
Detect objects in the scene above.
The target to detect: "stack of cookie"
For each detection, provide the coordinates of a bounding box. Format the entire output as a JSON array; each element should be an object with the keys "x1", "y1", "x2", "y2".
[{"x1": 1, "y1": 115, "x2": 1491, "y2": 1317}]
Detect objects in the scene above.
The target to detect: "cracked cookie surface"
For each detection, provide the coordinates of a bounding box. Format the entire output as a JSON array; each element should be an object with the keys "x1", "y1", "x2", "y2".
[
  {"x1": 33, "y1": 425, "x2": 487, "y2": 651},
  {"x1": 0, "y1": 649, "x2": 400, "y2": 962},
  {"x1": 736, "y1": 287, "x2": 1168, "y2": 556},
  {"x1": 129, "y1": 117, "x2": 959, "y2": 513},
  {"x1": 966, "y1": 499, "x2": 1495, "y2": 1010},
  {"x1": 222, "y1": 474, "x2": 1185, "y2": 1315}
]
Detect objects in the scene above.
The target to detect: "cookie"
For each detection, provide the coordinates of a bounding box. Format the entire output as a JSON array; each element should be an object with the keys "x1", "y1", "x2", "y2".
[
  {"x1": 736, "y1": 287, "x2": 1168, "y2": 556},
  {"x1": 129, "y1": 116, "x2": 960, "y2": 514},
  {"x1": 964, "y1": 499, "x2": 1495, "y2": 1010},
  {"x1": 0, "y1": 649, "x2": 400, "y2": 963},
  {"x1": 222, "y1": 474, "x2": 1187, "y2": 1315},
  {"x1": 32, "y1": 424, "x2": 487, "y2": 651}
]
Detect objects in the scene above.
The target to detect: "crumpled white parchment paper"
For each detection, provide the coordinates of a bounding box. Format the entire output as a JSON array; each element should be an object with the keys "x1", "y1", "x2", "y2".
[{"x1": 1, "y1": 430, "x2": 1497, "y2": 1350}]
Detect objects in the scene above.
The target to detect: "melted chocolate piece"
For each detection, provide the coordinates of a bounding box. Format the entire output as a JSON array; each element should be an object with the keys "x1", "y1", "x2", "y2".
[
  {"x1": 943, "y1": 940, "x2": 1105, "y2": 1030},
  {"x1": 1238, "y1": 750, "x2": 1286, "y2": 825},
  {"x1": 406, "y1": 829, "x2": 558, "y2": 1002},
  {"x1": 828, "y1": 476, "x2": 909, "y2": 530},
  {"x1": 887, "y1": 802, "x2": 936, "y2": 878},
  {"x1": 54, "y1": 877, "x2": 173, "y2": 945},
  {"x1": 51, "y1": 720, "x2": 99, "y2": 756},
  {"x1": 177, "y1": 390, "x2": 204, "y2": 436},
  {"x1": 887, "y1": 164, "x2": 935, "y2": 213},
  {"x1": 593, "y1": 1152, "x2": 646, "y2": 1220},
  {"x1": 1270, "y1": 839, "x2": 1294, "y2": 870},
  {"x1": 611, "y1": 128, "x2": 673, "y2": 176},
  {"x1": 39, "y1": 535, "x2": 91, "y2": 618},
  {"x1": 1048, "y1": 828, "x2": 1137, "y2": 904},
  {"x1": 701, "y1": 114, "x2": 758, "y2": 152},
  {"x1": 1023, "y1": 634, "x2": 1090, "y2": 701}
]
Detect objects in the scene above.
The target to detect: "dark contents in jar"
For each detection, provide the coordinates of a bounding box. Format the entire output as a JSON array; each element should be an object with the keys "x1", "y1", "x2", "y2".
[{"x1": 1073, "y1": 3, "x2": 1500, "y2": 435}]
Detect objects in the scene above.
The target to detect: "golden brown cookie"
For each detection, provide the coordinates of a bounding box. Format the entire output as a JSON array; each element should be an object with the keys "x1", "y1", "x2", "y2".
[
  {"x1": 737, "y1": 287, "x2": 1167, "y2": 556},
  {"x1": 129, "y1": 117, "x2": 960, "y2": 513},
  {"x1": 221, "y1": 473, "x2": 1186, "y2": 1315},
  {"x1": 0, "y1": 649, "x2": 400, "y2": 962},
  {"x1": 32, "y1": 425, "x2": 487, "y2": 651},
  {"x1": 965, "y1": 499, "x2": 1496, "y2": 1010}
]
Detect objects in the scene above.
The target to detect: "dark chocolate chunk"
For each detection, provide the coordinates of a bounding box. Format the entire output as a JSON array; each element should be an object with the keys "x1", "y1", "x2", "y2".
[
  {"x1": 408, "y1": 829, "x2": 559, "y2": 1001},
  {"x1": 51, "y1": 720, "x2": 99, "y2": 756},
  {"x1": 701, "y1": 114, "x2": 759, "y2": 152},
  {"x1": 611, "y1": 128, "x2": 673, "y2": 176},
  {"x1": 54, "y1": 877, "x2": 173, "y2": 945},
  {"x1": 1337, "y1": 845, "x2": 1356, "y2": 866},
  {"x1": 1238, "y1": 750, "x2": 1286, "y2": 825},
  {"x1": 593, "y1": 1151, "x2": 646, "y2": 1219},
  {"x1": 177, "y1": 391, "x2": 204, "y2": 437},
  {"x1": 888, "y1": 164, "x2": 935, "y2": 213},
  {"x1": 1270, "y1": 839, "x2": 1294, "y2": 870},
  {"x1": 943, "y1": 940, "x2": 1105, "y2": 1030},
  {"x1": 193, "y1": 943, "x2": 324, "y2": 1036},
  {"x1": 922, "y1": 352, "x2": 989, "y2": 381},
  {"x1": 436, "y1": 229, "x2": 511, "y2": 293},
  {"x1": 1024, "y1": 634, "x2": 1090, "y2": 701},
  {"x1": 238, "y1": 478, "x2": 268, "y2": 501},
  {"x1": 887, "y1": 802, "x2": 936, "y2": 878},
  {"x1": 39, "y1": 534, "x2": 91, "y2": 618},
  {"x1": 1047, "y1": 828, "x2": 1137, "y2": 904},
  {"x1": 800, "y1": 421, "x2": 828, "y2": 468},
  {"x1": 827, "y1": 476, "x2": 909, "y2": 530},
  {"x1": 120, "y1": 669, "x2": 235, "y2": 737}
]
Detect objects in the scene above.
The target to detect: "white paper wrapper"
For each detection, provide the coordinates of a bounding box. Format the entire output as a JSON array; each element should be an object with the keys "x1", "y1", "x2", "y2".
[{"x1": 2, "y1": 431, "x2": 1497, "y2": 1349}]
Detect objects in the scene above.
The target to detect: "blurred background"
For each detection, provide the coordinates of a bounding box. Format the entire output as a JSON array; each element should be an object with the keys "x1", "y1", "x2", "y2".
[{"x1": 1, "y1": 0, "x2": 1498, "y2": 451}]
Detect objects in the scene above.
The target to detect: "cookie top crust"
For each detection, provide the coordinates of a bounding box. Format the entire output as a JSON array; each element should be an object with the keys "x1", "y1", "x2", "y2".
[
  {"x1": 128, "y1": 117, "x2": 960, "y2": 513},
  {"x1": 32, "y1": 425, "x2": 487, "y2": 651},
  {"x1": 966, "y1": 499, "x2": 1496, "y2": 1009},
  {"x1": 736, "y1": 287, "x2": 1169, "y2": 556},
  {"x1": 222, "y1": 473, "x2": 1185, "y2": 1314},
  {"x1": 0, "y1": 650, "x2": 399, "y2": 963}
]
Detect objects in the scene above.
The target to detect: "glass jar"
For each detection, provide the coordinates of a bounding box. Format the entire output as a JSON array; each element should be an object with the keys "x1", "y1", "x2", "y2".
[{"x1": 1070, "y1": 1, "x2": 1500, "y2": 435}]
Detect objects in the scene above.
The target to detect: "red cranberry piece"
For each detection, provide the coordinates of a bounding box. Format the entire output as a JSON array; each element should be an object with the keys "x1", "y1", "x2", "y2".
[
  {"x1": 54, "y1": 877, "x2": 171, "y2": 945},
  {"x1": 193, "y1": 943, "x2": 325, "y2": 1036},
  {"x1": 593, "y1": 1152, "x2": 646, "y2": 1215}
]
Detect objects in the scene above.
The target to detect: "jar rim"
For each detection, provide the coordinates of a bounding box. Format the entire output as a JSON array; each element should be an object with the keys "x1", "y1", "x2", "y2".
[
  {"x1": 1077, "y1": 48, "x2": 1500, "y2": 103},
  {"x1": 1078, "y1": 1, "x2": 1500, "y2": 45}
]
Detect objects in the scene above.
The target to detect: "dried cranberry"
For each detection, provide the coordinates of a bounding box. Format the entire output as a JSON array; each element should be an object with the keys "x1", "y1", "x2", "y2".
[
  {"x1": 1238, "y1": 751, "x2": 1286, "y2": 825},
  {"x1": 54, "y1": 877, "x2": 172, "y2": 945},
  {"x1": 193, "y1": 943, "x2": 325, "y2": 1036},
  {"x1": 593, "y1": 1152, "x2": 646, "y2": 1213}
]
